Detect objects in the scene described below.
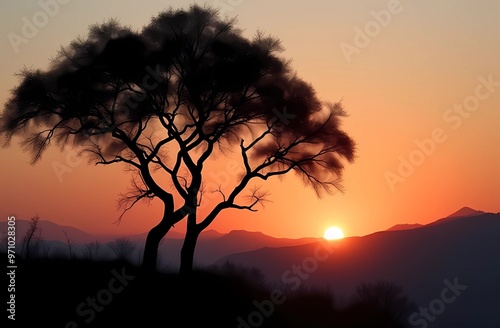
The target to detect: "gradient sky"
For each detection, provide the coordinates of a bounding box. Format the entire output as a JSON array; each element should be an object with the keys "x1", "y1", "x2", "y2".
[{"x1": 0, "y1": 0, "x2": 499, "y2": 239}]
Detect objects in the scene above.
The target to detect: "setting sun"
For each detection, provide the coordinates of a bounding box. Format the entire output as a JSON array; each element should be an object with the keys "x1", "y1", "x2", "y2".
[{"x1": 324, "y1": 226, "x2": 344, "y2": 240}]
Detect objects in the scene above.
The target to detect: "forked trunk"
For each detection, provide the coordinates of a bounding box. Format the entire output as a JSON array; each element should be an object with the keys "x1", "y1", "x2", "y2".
[
  {"x1": 142, "y1": 217, "x2": 172, "y2": 273},
  {"x1": 179, "y1": 217, "x2": 200, "y2": 275}
]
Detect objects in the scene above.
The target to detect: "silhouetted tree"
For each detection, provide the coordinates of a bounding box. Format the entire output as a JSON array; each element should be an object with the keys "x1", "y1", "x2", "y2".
[
  {"x1": 82, "y1": 240, "x2": 102, "y2": 260},
  {"x1": 0, "y1": 5, "x2": 355, "y2": 273},
  {"x1": 62, "y1": 230, "x2": 74, "y2": 259},
  {"x1": 342, "y1": 280, "x2": 415, "y2": 327},
  {"x1": 22, "y1": 214, "x2": 42, "y2": 259},
  {"x1": 107, "y1": 237, "x2": 135, "y2": 261},
  {"x1": 0, "y1": 233, "x2": 7, "y2": 253},
  {"x1": 39, "y1": 240, "x2": 53, "y2": 258}
]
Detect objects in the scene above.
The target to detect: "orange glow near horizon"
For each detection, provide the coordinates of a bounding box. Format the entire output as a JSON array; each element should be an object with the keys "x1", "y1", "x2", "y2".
[{"x1": 0, "y1": 1, "x2": 499, "y2": 239}]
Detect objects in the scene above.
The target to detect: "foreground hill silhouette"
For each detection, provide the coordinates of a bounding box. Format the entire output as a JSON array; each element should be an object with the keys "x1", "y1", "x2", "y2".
[
  {"x1": 7, "y1": 257, "x2": 416, "y2": 327},
  {"x1": 4, "y1": 208, "x2": 497, "y2": 326},
  {"x1": 217, "y1": 210, "x2": 500, "y2": 328}
]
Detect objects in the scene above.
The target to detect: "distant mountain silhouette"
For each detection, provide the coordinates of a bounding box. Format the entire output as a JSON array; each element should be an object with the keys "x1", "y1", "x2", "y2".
[
  {"x1": 386, "y1": 223, "x2": 423, "y2": 231},
  {"x1": 126, "y1": 228, "x2": 223, "y2": 243},
  {"x1": 0, "y1": 219, "x2": 318, "y2": 269},
  {"x1": 0, "y1": 219, "x2": 97, "y2": 243},
  {"x1": 385, "y1": 207, "x2": 487, "y2": 231},
  {"x1": 0, "y1": 219, "x2": 224, "y2": 244},
  {"x1": 429, "y1": 206, "x2": 487, "y2": 226},
  {"x1": 447, "y1": 206, "x2": 485, "y2": 218},
  {"x1": 195, "y1": 230, "x2": 320, "y2": 264},
  {"x1": 155, "y1": 230, "x2": 320, "y2": 269},
  {"x1": 216, "y1": 211, "x2": 500, "y2": 328}
]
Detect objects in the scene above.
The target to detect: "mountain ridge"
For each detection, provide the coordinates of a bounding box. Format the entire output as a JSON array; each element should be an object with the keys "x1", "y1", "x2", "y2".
[
  {"x1": 3, "y1": 206, "x2": 489, "y2": 242},
  {"x1": 214, "y1": 212, "x2": 500, "y2": 328}
]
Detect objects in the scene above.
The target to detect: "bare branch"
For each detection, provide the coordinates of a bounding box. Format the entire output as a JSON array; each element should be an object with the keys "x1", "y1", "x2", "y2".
[
  {"x1": 63, "y1": 230, "x2": 74, "y2": 259},
  {"x1": 116, "y1": 175, "x2": 155, "y2": 223}
]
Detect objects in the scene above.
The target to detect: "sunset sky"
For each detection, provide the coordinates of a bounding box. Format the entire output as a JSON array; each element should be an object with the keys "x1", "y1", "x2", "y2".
[{"x1": 0, "y1": 0, "x2": 499, "y2": 239}]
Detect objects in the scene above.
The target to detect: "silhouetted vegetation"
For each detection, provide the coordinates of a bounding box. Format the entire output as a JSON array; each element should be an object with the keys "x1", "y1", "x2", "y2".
[
  {"x1": 63, "y1": 230, "x2": 75, "y2": 259},
  {"x1": 82, "y1": 240, "x2": 102, "y2": 261},
  {"x1": 106, "y1": 238, "x2": 135, "y2": 261},
  {"x1": 6, "y1": 255, "x2": 415, "y2": 327},
  {"x1": 21, "y1": 214, "x2": 42, "y2": 259}
]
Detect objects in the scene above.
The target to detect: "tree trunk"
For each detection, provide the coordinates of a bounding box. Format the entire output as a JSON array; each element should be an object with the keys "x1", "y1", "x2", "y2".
[
  {"x1": 179, "y1": 214, "x2": 200, "y2": 275},
  {"x1": 142, "y1": 216, "x2": 172, "y2": 274}
]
